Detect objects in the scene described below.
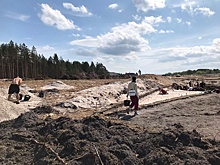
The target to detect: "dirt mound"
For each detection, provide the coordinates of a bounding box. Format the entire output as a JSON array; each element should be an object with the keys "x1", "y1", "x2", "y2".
[
  {"x1": 0, "y1": 106, "x2": 220, "y2": 164},
  {"x1": 0, "y1": 96, "x2": 30, "y2": 122},
  {"x1": 54, "y1": 79, "x2": 159, "y2": 110},
  {"x1": 41, "y1": 80, "x2": 74, "y2": 90}
]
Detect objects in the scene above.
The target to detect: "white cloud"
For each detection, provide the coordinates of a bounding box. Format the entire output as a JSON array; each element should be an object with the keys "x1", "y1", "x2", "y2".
[
  {"x1": 186, "y1": 21, "x2": 191, "y2": 26},
  {"x1": 36, "y1": 45, "x2": 55, "y2": 57},
  {"x1": 70, "y1": 36, "x2": 99, "y2": 47},
  {"x1": 132, "y1": 15, "x2": 142, "y2": 21},
  {"x1": 63, "y1": 3, "x2": 93, "y2": 17},
  {"x1": 143, "y1": 16, "x2": 165, "y2": 25},
  {"x1": 5, "y1": 11, "x2": 30, "y2": 21},
  {"x1": 72, "y1": 33, "x2": 80, "y2": 37},
  {"x1": 175, "y1": 1, "x2": 215, "y2": 17},
  {"x1": 94, "y1": 57, "x2": 115, "y2": 66},
  {"x1": 176, "y1": 18, "x2": 182, "y2": 23},
  {"x1": 109, "y1": 3, "x2": 123, "y2": 13},
  {"x1": 97, "y1": 30, "x2": 150, "y2": 55},
  {"x1": 38, "y1": 4, "x2": 78, "y2": 30},
  {"x1": 176, "y1": 19, "x2": 191, "y2": 26},
  {"x1": 37, "y1": 45, "x2": 55, "y2": 52},
  {"x1": 167, "y1": 17, "x2": 172, "y2": 23},
  {"x1": 158, "y1": 30, "x2": 174, "y2": 34},
  {"x1": 213, "y1": 38, "x2": 220, "y2": 53},
  {"x1": 41, "y1": 45, "x2": 55, "y2": 51},
  {"x1": 118, "y1": 9, "x2": 123, "y2": 13},
  {"x1": 124, "y1": 53, "x2": 139, "y2": 61},
  {"x1": 180, "y1": 1, "x2": 197, "y2": 14},
  {"x1": 73, "y1": 47, "x2": 97, "y2": 57},
  {"x1": 133, "y1": 0, "x2": 165, "y2": 12},
  {"x1": 155, "y1": 38, "x2": 220, "y2": 64},
  {"x1": 108, "y1": 4, "x2": 118, "y2": 10},
  {"x1": 70, "y1": 16, "x2": 169, "y2": 56},
  {"x1": 194, "y1": 7, "x2": 215, "y2": 17},
  {"x1": 107, "y1": 57, "x2": 114, "y2": 63}
]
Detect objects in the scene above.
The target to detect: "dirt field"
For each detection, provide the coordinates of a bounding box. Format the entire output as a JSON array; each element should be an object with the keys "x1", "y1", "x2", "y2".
[
  {"x1": 128, "y1": 93, "x2": 220, "y2": 141},
  {"x1": 0, "y1": 74, "x2": 220, "y2": 164}
]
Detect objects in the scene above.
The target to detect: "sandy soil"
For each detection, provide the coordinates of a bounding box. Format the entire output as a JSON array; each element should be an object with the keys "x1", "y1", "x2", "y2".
[
  {"x1": 124, "y1": 93, "x2": 220, "y2": 141},
  {"x1": 0, "y1": 74, "x2": 219, "y2": 122},
  {"x1": 140, "y1": 89, "x2": 202, "y2": 105},
  {"x1": 0, "y1": 75, "x2": 204, "y2": 122},
  {"x1": 0, "y1": 74, "x2": 220, "y2": 164}
]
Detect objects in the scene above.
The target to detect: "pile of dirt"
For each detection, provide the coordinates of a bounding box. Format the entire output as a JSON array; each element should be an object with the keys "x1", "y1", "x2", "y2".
[
  {"x1": 41, "y1": 80, "x2": 74, "y2": 90},
  {"x1": 0, "y1": 96, "x2": 30, "y2": 122},
  {"x1": 55, "y1": 79, "x2": 159, "y2": 110},
  {"x1": 0, "y1": 106, "x2": 220, "y2": 164}
]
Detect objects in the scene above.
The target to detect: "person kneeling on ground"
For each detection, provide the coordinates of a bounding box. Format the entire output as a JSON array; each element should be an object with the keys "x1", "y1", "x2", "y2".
[
  {"x1": 127, "y1": 76, "x2": 139, "y2": 116},
  {"x1": 8, "y1": 76, "x2": 22, "y2": 104}
]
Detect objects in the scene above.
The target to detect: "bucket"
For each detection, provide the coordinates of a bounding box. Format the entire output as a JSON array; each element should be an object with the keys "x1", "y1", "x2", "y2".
[{"x1": 124, "y1": 100, "x2": 130, "y2": 106}]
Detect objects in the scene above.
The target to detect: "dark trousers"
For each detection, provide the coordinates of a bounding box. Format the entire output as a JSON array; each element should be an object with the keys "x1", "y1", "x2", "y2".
[
  {"x1": 8, "y1": 84, "x2": 20, "y2": 94},
  {"x1": 130, "y1": 95, "x2": 139, "y2": 110}
]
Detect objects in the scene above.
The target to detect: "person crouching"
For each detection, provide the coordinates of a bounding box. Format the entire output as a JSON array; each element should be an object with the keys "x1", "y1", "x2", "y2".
[{"x1": 8, "y1": 76, "x2": 22, "y2": 104}]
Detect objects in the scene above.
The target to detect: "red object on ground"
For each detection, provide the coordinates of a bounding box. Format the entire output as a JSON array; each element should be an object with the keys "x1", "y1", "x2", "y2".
[{"x1": 161, "y1": 88, "x2": 167, "y2": 94}]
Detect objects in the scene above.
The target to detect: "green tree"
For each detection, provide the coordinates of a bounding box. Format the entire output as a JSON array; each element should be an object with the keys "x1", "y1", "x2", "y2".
[
  {"x1": 19, "y1": 43, "x2": 30, "y2": 79},
  {"x1": 47, "y1": 56, "x2": 54, "y2": 78},
  {"x1": 89, "y1": 61, "x2": 96, "y2": 73},
  {"x1": 95, "y1": 62, "x2": 109, "y2": 78},
  {"x1": 0, "y1": 40, "x2": 111, "y2": 79},
  {"x1": 53, "y1": 53, "x2": 60, "y2": 78},
  {"x1": 72, "y1": 61, "x2": 82, "y2": 75},
  {"x1": 82, "y1": 61, "x2": 90, "y2": 73}
]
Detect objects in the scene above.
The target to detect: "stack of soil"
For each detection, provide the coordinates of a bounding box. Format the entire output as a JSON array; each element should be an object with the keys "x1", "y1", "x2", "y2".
[{"x1": 0, "y1": 106, "x2": 219, "y2": 164}]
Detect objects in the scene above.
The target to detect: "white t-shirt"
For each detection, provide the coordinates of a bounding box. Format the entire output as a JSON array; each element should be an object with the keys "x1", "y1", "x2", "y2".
[{"x1": 127, "y1": 82, "x2": 138, "y2": 97}]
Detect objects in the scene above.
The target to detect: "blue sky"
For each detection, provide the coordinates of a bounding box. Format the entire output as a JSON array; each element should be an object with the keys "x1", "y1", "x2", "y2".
[{"x1": 1, "y1": 0, "x2": 220, "y2": 74}]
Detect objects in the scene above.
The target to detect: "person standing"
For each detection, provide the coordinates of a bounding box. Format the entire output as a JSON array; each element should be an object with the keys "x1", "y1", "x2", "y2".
[
  {"x1": 127, "y1": 76, "x2": 139, "y2": 115},
  {"x1": 8, "y1": 76, "x2": 22, "y2": 104}
]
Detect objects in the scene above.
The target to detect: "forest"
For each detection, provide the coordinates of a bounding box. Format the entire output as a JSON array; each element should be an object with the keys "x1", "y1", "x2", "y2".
[
  {"x1": 0, "y1": 41, "x2": 109, "y2": 80},
  {"x1": 165, "y1": 69, "x2": 220, "y2": 76}
]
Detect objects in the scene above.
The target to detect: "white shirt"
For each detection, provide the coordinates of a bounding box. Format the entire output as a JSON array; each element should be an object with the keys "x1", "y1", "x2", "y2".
[{"x1": 127, "y1": 81, "x2": 138, "y2": 97}]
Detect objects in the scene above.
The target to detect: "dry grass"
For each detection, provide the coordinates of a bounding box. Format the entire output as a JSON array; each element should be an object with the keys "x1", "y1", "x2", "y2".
[{"x1": 0, "y1": 79, "x2": 128, "y2": 91}]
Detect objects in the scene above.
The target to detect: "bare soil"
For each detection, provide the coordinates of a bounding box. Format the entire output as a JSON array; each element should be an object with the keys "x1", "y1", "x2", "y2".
[{"x1": 0, "y1": 74, "x2": 220, "y2": 164}]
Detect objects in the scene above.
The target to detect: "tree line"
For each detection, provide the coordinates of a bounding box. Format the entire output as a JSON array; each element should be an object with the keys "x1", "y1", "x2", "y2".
[
  {"x1": 0, "y1": 41, "x2": 109, "y2": 79},
  {"x1": 165, "y1": 69, "x2": 220, "y2": 76}
]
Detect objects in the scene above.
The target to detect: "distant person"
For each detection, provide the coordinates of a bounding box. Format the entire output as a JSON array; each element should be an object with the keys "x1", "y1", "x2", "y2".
[
  {"x1": 127, "y1": 76, "x2": 139, "y2": 115},
  {"x1": 200, "y1": 81, "x2": 206, "y2": 89},
  {"x1": 8, "y1": 76, "x2": 22, "y2": 104},
  {"x1": 189, "y1": 81, "x2": 193, "y2": 87},
  {"x1": 195, "y1": 81, "x2": 200, "y2": 87},
  {"x1": 138, "y1": 70, "x2": 141, "y2": 75}
]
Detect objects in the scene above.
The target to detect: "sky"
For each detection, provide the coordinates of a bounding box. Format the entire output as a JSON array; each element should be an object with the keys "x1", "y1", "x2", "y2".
[{"x1": 0, "y1": 0, "x2": 220, "y2": 74}]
